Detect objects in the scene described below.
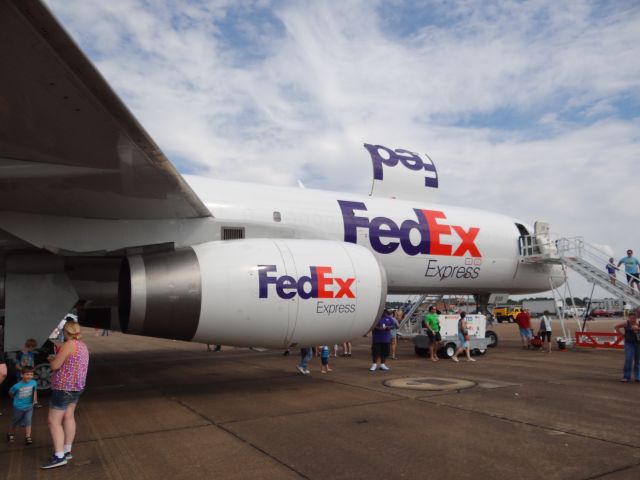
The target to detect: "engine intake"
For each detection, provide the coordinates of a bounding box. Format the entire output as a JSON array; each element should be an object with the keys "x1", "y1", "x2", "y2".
[{"x1": 119, "y1": 248, "x2": 201, "y2": 340}]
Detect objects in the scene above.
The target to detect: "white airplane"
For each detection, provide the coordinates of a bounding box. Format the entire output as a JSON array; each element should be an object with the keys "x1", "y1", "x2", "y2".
[{"x1": 0, "y1": 0, "x2": 562, "y2": 352}]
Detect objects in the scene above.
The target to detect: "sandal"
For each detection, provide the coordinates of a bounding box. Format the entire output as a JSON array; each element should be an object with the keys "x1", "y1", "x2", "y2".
[
  {"x1": 25, "y1": 436, "x2": 33, "y2": 445},
  {"x1": 7, "y1": 433, "x2": 15, "y2": 443}
]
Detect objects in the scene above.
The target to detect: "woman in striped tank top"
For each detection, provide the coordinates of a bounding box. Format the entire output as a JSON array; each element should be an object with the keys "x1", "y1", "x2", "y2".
[{"x1": 41, "y1": 320, "x2": 89, "y2": 470}]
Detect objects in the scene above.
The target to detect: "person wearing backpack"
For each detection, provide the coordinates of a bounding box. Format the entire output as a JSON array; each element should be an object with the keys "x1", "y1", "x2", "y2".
[
  {"x1": 452, "y1": 312, "x2": 476, "y2": 363},
  {"x1": 539, "y1": 311, "x2": 553, "y2": 353}
]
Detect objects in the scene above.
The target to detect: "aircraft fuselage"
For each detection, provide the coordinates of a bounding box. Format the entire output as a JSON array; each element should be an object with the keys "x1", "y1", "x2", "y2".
[{"x1": 186, "y1": 176, "x2": 561, "y2": 295}]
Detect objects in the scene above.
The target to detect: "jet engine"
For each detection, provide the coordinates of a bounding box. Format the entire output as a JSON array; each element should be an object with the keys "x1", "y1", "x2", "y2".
[{"x1": 119, "y1": 239, "x2": 387, "y2": 348}]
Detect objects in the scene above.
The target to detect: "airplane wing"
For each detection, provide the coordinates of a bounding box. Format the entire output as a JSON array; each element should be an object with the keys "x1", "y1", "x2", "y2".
[{"x1": 0, "y1": 0, "x2": 211, "y2": 254}]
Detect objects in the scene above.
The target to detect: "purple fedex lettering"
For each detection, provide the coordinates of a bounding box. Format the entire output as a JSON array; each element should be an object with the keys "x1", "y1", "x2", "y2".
[
  {"x1": 363, "y1": 143, "x2": 438, "y2": 188},
  {"x1": 338, "y1": 200, "x2": 481, "y2": 258},
  {"x1": 338, "y1": 201, "x2": 430, "y2": 256},
  {"x1": 259, "y1": 265, "x2": 355, "y2": 299}
]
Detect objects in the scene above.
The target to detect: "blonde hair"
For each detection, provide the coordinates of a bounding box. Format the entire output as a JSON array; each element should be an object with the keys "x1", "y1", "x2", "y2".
[{"x1": 63, "y1": 320, "x2": 82, "y2": 340}]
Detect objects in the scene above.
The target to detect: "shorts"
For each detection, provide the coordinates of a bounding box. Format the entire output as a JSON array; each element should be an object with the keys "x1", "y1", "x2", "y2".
[
  {"x1": 540, "y1": 331, "x2": 552, "y2": 342},
  {"x1": 321, "y1": 357, "x2": 329, "y2": 366},
  {"x1": 50, "y1": 389, "x2": 83, "y2": 411},
  {"x1": 457, "y1": 332, "x2": 469, "y2": 349},
  {"x1": 11, "y1": 407, "x2": 33, "y2": 427},
  {"x1": 626, "y1": 273, "x2": 640, "y2": 285},
  {"x1": 519, "y1": 327, "x2": 532, "y2": 339},
  {"x1": 427, "y1": 331, "x2": 442, "y2": 342},
  {"x1": 371, "y1": 342, "x2": 390, "y2": 361}
]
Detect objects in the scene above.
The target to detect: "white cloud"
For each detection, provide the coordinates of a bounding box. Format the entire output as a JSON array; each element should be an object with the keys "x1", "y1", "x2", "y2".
[{"x1": 45, "y1": 0, "x2": 640, "y2": 296}]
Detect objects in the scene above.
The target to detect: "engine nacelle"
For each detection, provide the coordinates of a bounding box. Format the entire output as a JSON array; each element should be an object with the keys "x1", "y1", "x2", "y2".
[{"x1": 119, "y1": 239, "x2": 387, "y2": 348}]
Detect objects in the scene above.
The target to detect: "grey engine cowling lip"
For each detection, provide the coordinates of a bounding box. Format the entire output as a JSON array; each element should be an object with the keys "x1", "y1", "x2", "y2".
[{"x1": 119, "y1": 248, "x2": 202, "y2": 341}]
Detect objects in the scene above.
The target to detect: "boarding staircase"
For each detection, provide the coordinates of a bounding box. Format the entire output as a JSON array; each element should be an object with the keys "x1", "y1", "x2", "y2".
[
  {"x1": 396, "y1": 294, "x2": 447, "y2": 337},
  {"x1": 520, "y1": 235, "x2": 640, "y2": 309}
]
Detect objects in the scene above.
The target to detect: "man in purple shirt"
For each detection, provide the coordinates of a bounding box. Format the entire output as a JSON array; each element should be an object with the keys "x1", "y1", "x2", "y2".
[{"x1": 370, "y1": 310, "x2": 398, "y2": 371}]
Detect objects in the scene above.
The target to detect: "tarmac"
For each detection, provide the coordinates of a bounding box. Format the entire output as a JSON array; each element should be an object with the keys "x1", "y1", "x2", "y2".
[{"x1": 1, "y1": 319, "x2": 639, "y2": 480}]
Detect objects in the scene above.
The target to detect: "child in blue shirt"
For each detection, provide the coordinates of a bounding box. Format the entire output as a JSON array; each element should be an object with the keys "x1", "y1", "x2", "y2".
[
  {"x1": 8, "y1": 366, "x2": 38, "y2": 445},
  {"x1": 320, "y1": 345, "x2": 332, "y2": 373},
  {"x1": 15, "y1": 338, "x2": 37, "y2": 380}
]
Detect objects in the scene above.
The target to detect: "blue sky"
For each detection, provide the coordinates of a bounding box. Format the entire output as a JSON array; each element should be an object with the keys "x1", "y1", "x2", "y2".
[{"x1": 46, "y1": 0, "x2": 640, "y2": 298}]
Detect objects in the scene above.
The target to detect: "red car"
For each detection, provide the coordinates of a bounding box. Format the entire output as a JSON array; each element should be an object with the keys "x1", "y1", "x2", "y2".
[{"x1": 590, "y1": 309, "x2": 612, "y2": 317}]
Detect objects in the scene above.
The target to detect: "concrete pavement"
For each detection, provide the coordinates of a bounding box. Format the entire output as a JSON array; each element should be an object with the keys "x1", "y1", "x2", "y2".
[{"x1": 1, "y1": 320, "x2": 639, "y2": 479}]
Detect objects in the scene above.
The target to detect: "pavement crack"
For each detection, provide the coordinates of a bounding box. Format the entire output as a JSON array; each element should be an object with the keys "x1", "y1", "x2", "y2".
[
  {"x1": 420, "y1": 397, "x2": 640, "y2": 450},
  {"x1": 581, "y1": 460, "x2": 640, "y2": 479},
  {"x1": 166, "y1": 394, "x2": 310, "y2": 479}
]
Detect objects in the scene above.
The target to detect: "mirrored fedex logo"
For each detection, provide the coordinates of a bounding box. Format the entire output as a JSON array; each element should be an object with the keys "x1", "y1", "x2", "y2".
[
  {"x1": 364, "y1": 143, "x2": 438, "y2": 188},
  {"x1": 338, "y1": 201, "x2": 481, "y2": 257},
  {"x1": 258, "y1": 265, "x2": 355, "y2": 299}
]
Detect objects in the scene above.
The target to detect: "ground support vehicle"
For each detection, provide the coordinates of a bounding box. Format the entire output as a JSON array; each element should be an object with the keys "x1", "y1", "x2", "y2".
[
  {"x1": 414, "y1": 314, "x2": 497, "y2": 358},
  {"x1": 493, "y1": 306, "x2": 523, "y2": 323}
]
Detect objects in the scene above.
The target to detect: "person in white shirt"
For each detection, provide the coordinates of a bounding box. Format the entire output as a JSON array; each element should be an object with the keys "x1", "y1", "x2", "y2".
[{"x1": 539, "y1": 310, "x2": 552, "y2": 353}]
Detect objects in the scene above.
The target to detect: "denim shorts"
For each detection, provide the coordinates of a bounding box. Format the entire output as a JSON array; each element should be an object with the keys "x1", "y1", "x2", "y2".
[
  {"x1": 519, "y1": 328, "x2": 532, "y2": 339},
  {"x1": 12, "y1": 407, "x2": 33, "y2": 427},
  {"x1": 50, "y1": 389, "x2": 83, "y2": 410}
]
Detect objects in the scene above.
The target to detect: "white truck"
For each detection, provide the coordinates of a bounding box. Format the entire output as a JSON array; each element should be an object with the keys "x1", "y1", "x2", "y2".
[{"x1": 413, "y1": 314, "x2": 497, "y2": 358}]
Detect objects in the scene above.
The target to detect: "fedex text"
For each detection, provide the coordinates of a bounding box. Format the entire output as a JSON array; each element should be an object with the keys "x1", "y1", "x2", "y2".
[
  {"x1": 338, "y1": 200, "x2": 481, "y2": 258},
  {"x1": 364, "y1": 143, "x2": 438, "y2": 188},
  {"x1": 258, "y1": 265, "x2": 355, "y2": 300}
]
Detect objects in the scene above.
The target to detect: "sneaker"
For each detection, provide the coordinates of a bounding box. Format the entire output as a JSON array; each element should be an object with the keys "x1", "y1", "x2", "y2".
[
  {"x1": 296, "y1": 366, "x2": 306, "y2": 374},
  {"x1": 451, "y1": 356, "x2": 459, "y2": 363},
  {"x1": 369, "y1": 363, "x2": 377, "y2": 371},
  {"x1": 7, "y1": 433, "x2": 15, "y2": 443},
  {"x1": 379, "y1": 364, "x2": 390, "y2": 371},
  {"x1": 40, "y1": 455, "x2": 67, "y2": 470},
  {"x1": 64, "y1": 452, "x2": 73, "y2": 461},
  {"x1": 25, "y1": 436, "x2": 33, "y2": 445},
  {"x1": 303, "y1": 369, "x2": 310, "y2": 375}
]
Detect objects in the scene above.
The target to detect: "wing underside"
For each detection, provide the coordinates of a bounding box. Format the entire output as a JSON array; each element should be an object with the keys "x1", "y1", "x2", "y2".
[{"x1": 0, "y1": 0, "x2": 211, "y2": 223}]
